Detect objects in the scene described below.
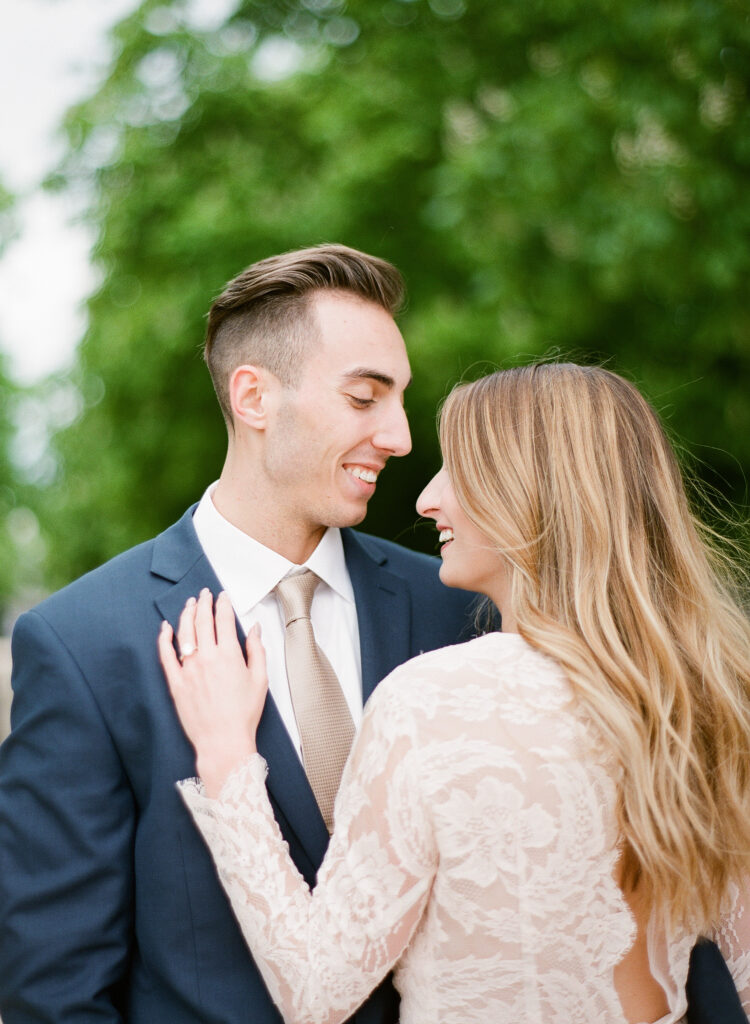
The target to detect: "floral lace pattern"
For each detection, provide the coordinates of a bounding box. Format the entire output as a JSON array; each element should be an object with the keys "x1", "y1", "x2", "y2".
[{"x1": 179, "y1": 632, "x2": 750, "y2": 1024}]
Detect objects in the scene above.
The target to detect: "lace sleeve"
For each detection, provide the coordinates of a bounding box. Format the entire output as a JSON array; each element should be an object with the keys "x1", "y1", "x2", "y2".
[
  {"x1": 178, "y1": 673, "x2": 436, "y2": 1024},
  {"x1": 711, "y1": 881, "x2": 750, "y2": 1014}
]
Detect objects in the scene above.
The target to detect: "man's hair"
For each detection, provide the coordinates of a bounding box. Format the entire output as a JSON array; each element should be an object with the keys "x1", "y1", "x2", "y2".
[{"x1": 204, "y1": 244, "x2": 405, "y2": 425}]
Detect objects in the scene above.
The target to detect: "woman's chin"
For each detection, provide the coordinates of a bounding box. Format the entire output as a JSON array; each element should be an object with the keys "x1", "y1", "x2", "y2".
[{"x1": 438, "y1": 563, "x2": 472, "y2": 592}]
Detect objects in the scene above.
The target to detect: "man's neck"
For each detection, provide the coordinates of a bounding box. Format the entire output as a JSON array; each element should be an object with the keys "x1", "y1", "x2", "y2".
[{"x1": 212, "y1": 475, "x2": 325, "y2": 565}]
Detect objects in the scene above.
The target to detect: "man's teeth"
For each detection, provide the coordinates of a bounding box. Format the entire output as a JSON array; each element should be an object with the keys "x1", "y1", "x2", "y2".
[
  {"x1": 348, "y1": 467, "x2": 378, "y2": 484},
  {"x1": 439, "y1": 529, "x2": 454, "y2": 543}
]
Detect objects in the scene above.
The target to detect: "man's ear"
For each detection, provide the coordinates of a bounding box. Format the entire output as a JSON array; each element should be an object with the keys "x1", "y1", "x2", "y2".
[{"x1": 229, "y1": 365, "x2": 275, "y2": 431}]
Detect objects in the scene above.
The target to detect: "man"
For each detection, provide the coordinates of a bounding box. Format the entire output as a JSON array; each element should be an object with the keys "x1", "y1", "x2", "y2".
[{"x1": 0, "y1": 245, "x2": 476, "y2": 1023}]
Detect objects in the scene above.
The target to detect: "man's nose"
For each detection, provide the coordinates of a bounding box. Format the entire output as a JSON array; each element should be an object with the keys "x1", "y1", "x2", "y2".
[{"x1": 373, "y1": 402, "x2": 412, "y2": 457}]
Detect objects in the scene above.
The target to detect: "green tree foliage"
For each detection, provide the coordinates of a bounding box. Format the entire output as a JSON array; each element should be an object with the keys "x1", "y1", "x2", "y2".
[
  {"x1": 39, "y1": 0, "x2": 749, "y2": 585},
  {"x1": 0, "y1": 357, "x2": 20, "y2": 621},
  {"x1": 0, "y1": 183, "x2": 20, "y2": 619}
]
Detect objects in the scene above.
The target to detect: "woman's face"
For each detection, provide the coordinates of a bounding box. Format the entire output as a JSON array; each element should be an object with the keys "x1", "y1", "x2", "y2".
[{"x1": 417, "y1": 466, "x2": 511, "y2": 618}]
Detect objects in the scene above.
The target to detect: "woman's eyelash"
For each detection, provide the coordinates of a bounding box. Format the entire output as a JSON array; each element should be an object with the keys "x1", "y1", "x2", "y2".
[{"x1": 348, "y1": 396, "x2": 375, "y2": 407}]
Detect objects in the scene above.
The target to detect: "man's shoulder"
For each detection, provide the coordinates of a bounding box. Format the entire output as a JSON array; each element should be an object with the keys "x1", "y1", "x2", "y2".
[
  {"x1": 344, "y1": 528, "x2": 442, "y2": 577},
  {"x1": 344, "y1": 528, "x2": 478, "y2": 609},
  {"x1": 22, "y1": 538, "x2": 155, "y2": 637},
  {"x1": 26, "y1": 506, "x2": 198, "y2": 628},
  {"x1": 344, "y1": 529, "x2": 481, "y2": 648}
]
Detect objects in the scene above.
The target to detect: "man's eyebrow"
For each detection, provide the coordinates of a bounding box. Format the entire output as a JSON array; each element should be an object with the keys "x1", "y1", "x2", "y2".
[{"x1": 341, "y1": 369, "x2": 413, "y2": 389}]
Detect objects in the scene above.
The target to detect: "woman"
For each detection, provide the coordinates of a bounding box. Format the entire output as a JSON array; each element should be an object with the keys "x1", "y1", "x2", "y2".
[{"x1": 159, "y1": 363, "x2": 750, "y2": 1023}]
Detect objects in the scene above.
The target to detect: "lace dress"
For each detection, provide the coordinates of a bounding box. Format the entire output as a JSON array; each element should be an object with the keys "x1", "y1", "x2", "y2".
[{"x1": 179, "y1": 633, "x2": 750, "y2": 1024}]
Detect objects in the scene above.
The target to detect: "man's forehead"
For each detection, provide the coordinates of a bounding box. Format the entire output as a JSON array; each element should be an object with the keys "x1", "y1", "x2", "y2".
[
  {"x1": 339, "y1": 367, "x2": 413, "y2": 390},
  {"x1": 310, "y1": 291, "x2": 403, "y2": 337},
  {"x1": 306, "y1": 293, "x2": 411, "y2": 384}
]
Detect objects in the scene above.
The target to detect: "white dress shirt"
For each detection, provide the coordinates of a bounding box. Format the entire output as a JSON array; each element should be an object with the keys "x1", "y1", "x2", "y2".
[{"x1": 192, "y1": 483, "x2": 363, "y2": 758}]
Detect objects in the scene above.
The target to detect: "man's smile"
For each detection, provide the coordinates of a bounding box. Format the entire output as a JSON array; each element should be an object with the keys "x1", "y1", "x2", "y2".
[{"x1": 345, "y1": 465, "x2": 380, "y2": 484}]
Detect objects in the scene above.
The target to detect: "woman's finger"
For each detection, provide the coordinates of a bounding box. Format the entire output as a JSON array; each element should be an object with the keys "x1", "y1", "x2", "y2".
[
  {"x1": 246, "y1": 624, "x2": 269, "y2": 697},
  {"x1": 158, "y1": 621, "x2": 181, "y2": 692},
  {"x1": 194, "y1": 588, "x2": 217, "y2": 651},
  {"x1": 214, "y1": 591, "x2": 238, "y2": 648},
  {"x1": 176, "y1": 596, "x2": 198, "y2": 660}
]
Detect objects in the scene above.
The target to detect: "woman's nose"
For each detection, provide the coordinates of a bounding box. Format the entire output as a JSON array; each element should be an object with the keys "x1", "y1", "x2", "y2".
[{"x1": 416, "y1": 470, "x2": 443, "y2": 517}]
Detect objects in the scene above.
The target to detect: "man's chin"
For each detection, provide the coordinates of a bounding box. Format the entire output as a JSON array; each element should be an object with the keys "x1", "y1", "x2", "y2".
[{"x1": 331, "y1": 502, "x2": 369, "y2": 529}]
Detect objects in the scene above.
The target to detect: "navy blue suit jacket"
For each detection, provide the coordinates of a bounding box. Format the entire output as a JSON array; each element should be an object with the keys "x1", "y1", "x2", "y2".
[
  {"x1": 0, "y1": 508, "x2": 477, "y2": 1023},
  {"x1": 686, "y1": 940, "x2": 748, "y2": 1024}
]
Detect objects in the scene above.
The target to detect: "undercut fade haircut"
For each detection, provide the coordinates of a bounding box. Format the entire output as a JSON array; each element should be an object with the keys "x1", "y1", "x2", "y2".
[{"x1": 204, "y1": 244, "x2": 405, "y2": 426}]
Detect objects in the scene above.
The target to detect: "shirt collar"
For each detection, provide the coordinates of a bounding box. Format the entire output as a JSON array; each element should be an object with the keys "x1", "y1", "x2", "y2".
[
  {"x1": 304, "y1": 526, "x2": 354, "y2": 605},
  {"x1": 192, "y1": 483, "x2": 354, "y2": 616}
]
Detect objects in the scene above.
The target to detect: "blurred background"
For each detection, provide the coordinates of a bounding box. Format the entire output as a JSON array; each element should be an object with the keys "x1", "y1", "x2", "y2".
[{"x1": 1, "y1": 0, "x2": 749, "y2": 739}]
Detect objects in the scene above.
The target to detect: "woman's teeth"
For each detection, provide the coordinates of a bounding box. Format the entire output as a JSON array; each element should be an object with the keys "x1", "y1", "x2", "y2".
[{"x1": 439, "y1": 529, "x2": 454, "y2": 543}]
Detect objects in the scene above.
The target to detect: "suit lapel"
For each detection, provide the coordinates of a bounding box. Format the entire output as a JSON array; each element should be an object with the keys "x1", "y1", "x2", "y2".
[
  {"x1": 151, "y1": 515, "x2": 414, "y2": 872},
  {"x1": 342, "y1": 530, "x2": 412, "y2": 703},
  {"x1": 152, "y1": 508, "x2": 329, "y2": 873}
]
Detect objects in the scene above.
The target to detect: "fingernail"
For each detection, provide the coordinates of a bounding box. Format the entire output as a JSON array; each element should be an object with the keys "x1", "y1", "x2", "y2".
[
  {"x1": 186, "y1": 596, "x2": 197, "y2": 606},
  {"x1": 251, "y1": 623, "x2": 262, "y2": 638},
  {"x1": 161, "y1": 620, "x2": 170, "y2": 632}
]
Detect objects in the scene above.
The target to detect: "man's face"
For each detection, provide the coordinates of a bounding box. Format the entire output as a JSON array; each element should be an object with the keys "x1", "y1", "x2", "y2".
[{"x1": 261, "y1": 292, "x2": 412, "y2": 540}]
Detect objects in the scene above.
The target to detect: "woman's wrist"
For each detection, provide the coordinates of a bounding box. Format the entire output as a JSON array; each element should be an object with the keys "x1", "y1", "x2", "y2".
[{"x1": 196, "y1": 740, "x2": 258, "y2": 799}]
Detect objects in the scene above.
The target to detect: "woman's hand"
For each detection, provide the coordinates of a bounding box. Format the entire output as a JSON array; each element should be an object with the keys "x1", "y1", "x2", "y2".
[{"x1": 158, "y1": 589, "x2": 268, "y2": 798}]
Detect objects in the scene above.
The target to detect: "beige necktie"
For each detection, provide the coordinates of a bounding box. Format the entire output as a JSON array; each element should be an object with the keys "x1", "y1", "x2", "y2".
[{"x1": 275, "y1": 570, "x2": 355, "y2": 831}]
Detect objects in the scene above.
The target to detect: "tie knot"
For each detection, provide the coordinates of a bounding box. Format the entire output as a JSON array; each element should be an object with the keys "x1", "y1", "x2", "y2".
[{"x1": 275, "y1": 569, "x2": 320, "y2": 626}]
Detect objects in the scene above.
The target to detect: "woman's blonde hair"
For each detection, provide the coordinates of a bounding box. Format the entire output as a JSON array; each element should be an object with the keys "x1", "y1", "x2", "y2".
[{"x1": 440, "y1": 362, "x2": 750, "y2": 931}]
